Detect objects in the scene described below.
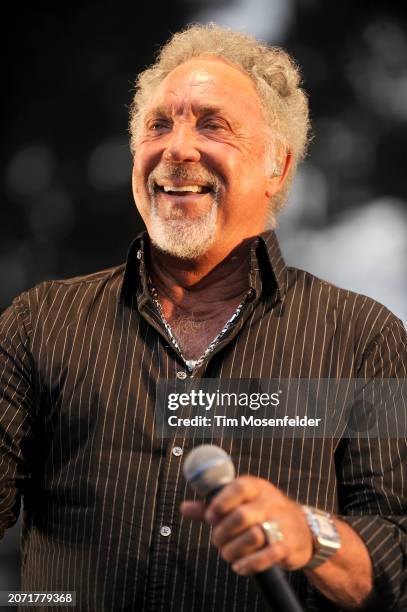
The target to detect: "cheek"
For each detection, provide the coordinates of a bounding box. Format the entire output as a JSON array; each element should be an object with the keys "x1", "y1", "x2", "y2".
[
  {"x1": 132, "y1": 163, "x2": 144, "y2": 198},
  {"x1": 225, "y1": 161, "x2": 266, "y2": 196},
  {"x1": 133, "y1": 144, "x2": 161, "y2": 188},
  {"x1": 133, "y1": 152, "x2": 146, "y2": 183},
  {"x1": 132, "y1": 160, "x2": 150, "y2": 212},
  {"x1": 217, "y1": 143, "x2": 266, "y2": 184}
]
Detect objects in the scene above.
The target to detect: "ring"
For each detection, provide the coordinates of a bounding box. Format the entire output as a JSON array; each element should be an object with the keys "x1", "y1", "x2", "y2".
[{"x1": 260, "y1": 520, "x2": 284, "y2": 546}]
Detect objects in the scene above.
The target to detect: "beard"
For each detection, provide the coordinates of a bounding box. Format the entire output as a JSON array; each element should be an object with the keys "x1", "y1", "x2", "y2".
[
  {"x1": 149, "y1": 199, "x2": 218, "y2": 259},
  {"x1": 147, "y1": 163, "x2": 221, "y2": 259}
]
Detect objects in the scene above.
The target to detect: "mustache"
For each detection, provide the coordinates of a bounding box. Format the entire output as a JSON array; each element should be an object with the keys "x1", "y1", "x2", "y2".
[{"x1": 148, "y1": 163, "x2": 222, "y2": 194}]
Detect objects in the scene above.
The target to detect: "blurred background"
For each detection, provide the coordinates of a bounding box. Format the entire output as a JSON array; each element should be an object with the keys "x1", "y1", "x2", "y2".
[{"x1": 1, "y1": 0, "x2": 406, "y2": 604}]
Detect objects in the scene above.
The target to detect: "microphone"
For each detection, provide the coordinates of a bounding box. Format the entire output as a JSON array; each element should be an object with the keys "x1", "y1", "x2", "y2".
[{"x1": 183, "y1": 444, "x2": 304, "y2": 612}]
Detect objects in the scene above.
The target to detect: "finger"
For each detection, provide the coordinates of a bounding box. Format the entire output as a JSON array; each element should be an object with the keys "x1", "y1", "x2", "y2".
[
  {"x1": 205, "y1": 476, "x2": 261, "y2": 522},
  {"x1": 180, "y1": 500, "x2": 206, "y2": 521},
  {"x1": 212, "y1": 501, "x2": 265, "y2": 547},
  {"x1": 231, "y1": 542, "x2": 287, "y2": 576},
  {"x1": 220, "y1": 524, "x2": 265, "y2": 564}
]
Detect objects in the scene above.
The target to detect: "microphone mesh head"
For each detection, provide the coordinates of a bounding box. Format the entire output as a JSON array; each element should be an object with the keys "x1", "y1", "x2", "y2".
[{"x1": 183, "y1": 444, "x2": 235, "y2": 497}]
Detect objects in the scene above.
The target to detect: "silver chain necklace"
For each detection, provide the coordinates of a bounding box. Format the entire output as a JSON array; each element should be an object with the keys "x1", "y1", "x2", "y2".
[{"x1": 146, "y1": 272, "x2": 254, "y2": 372}]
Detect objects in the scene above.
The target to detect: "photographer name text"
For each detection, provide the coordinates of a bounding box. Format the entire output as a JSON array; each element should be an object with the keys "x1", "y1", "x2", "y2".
[{"x1": 167, "y1": 414, "x2": 322, "y2": 427}]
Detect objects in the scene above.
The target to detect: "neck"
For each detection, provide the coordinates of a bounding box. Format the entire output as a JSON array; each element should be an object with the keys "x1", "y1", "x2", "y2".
[{"x1": 147, "y1": 238, "x2": 255, "y2": 320}]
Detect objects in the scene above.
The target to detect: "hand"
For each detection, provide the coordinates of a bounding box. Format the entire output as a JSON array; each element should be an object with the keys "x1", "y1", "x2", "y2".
[{"x1": 180, "y1": 475, "x2": 314, "y2": 576}]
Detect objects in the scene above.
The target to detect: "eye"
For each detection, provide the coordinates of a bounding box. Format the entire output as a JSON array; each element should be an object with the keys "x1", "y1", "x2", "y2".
[
  {"x1": 202, "y1": 121, "x2": 224, "y2": 131},
  {"x1": 147, "y1": 119, "x2": 171, "y2": 132},
  {"x1": 200, "y1": 116, "x2": 231, "y2": 133}
]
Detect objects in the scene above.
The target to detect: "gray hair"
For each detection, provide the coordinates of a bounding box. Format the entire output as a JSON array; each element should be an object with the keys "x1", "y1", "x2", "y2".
[{"x1": 129, "y1": 23, "x2": 311, "y2": 225}]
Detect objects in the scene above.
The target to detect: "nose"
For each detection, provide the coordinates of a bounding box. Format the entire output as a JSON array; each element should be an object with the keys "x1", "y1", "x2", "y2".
[{"x1": 163, "y1": 123, "x2": 201, "y2": 163}]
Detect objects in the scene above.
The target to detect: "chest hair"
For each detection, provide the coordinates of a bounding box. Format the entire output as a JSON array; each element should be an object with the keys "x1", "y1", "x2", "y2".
[{"x1": 167, "y1": 305, "x2": 238, "y2": 361}]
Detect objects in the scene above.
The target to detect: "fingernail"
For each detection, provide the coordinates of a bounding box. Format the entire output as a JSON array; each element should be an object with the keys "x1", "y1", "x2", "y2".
[{"x1": 232, "y1": 562, "x2": 244, "y2": 574}]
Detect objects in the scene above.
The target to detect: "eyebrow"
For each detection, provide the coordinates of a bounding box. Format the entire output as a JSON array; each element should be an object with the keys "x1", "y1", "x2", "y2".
[
  {"x1": 144, "y1": 104, "x2": 227, "y2": 121},
  {"x1": 192, "y1": 105, "x2": 225, "y2": 117}
]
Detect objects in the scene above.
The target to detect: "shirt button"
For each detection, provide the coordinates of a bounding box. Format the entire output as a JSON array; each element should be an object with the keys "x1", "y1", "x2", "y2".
[
  {"x1": 160, "y1": 526, "x2": 171, "y2": 537},
  {"x1": 176, "y1": 371, "x2": 187, "y2": 380},
  {"x1": 172, "y1": 446, "x2": 183, "y2": 457}
]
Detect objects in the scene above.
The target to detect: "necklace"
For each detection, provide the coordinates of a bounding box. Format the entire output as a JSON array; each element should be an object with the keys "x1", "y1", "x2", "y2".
[{"x1": 146, "y1": 273, "x2": 254, "y2": 372}]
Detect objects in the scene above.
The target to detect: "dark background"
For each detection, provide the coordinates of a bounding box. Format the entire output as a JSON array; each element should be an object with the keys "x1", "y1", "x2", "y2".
[{"x1": 1, "y1": 0, "x2": 406, "y2": 603}]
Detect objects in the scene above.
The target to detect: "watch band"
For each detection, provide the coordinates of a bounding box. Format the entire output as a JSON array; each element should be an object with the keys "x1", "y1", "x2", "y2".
[{"x1": 301, "y1": 505, "x2": 341, "y2": 570}]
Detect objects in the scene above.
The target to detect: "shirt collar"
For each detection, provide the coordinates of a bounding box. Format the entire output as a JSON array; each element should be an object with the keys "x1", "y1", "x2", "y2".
[
  {"x1": 120, "y1": 229, "x2": 287, "y2": 305},
  {"x1": 257, "y1": 229, "x2": 288, "y2": 301}
]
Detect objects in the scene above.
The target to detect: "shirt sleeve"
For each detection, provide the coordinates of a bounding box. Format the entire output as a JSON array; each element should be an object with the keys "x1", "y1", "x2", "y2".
[
  {"x1": 335, "y1": 317, "x2": 407, "y2": 611},
  {"x1": 0, "y1": 293, "x2": 35, "y2": 540}
]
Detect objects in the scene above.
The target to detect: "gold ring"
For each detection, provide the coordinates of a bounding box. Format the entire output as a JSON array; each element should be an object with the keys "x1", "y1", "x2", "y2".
[{"x1": 260, "y1": 520, "x2": 284, "y2": 546}]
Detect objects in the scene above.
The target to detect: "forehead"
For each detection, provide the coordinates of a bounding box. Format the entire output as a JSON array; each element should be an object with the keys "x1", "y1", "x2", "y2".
[{"x1": 146, "y1": 57, "x2": 265, "y2": 119}]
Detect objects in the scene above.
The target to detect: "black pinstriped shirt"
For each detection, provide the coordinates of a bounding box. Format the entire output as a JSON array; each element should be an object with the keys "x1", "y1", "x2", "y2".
[{"x1": 0, "y1": 230, "x2": 406, "y2": 611}]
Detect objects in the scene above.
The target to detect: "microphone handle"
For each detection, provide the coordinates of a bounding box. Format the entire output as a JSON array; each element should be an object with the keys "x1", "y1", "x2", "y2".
[
  {"x1": 206, "y1": 489, "x2": 304, "y2": 612},
  {"x1": 253, "y1": 566, "x2": 303, "y2": 612}
]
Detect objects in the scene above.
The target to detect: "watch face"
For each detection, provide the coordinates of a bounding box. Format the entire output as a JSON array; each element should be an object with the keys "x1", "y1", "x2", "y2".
[
  {"x1": 322, "y1": 519, "x2": 339, "y2": 540},
  {"x1": 302, "y1": 507, "x2": 341, "y2": 568},
  {"x1": 315, "y1": 512, "x2": 341, "y2": 549},
  {"x1": 311, "y1": 509, "x2": 340, "y2": 544},
  {"x1": 309, "y1": 514, "x2": 321, "y2": 537}
]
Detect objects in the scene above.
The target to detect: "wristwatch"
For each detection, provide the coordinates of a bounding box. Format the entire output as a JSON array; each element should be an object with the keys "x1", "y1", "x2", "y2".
[{"x1": 301, "y1": 505, "x2": 341, "y2": 569}]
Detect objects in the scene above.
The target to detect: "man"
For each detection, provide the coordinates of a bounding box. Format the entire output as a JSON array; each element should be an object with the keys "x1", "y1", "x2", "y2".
[{"x1": 0, "y1": 23, "x2": 406, "y2": 611}]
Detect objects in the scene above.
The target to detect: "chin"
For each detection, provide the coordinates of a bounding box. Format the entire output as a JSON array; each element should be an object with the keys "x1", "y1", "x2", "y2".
[{"x1": 149, "y1": 202, "x2": 218, "y2": 259}]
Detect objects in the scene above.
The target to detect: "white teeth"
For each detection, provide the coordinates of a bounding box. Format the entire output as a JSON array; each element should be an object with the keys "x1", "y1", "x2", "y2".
[{"x1": 162, "y1": 185, "x2": 204, "y2": 193}]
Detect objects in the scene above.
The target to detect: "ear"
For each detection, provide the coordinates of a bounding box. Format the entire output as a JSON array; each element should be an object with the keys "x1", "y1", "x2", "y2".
[{"x1": 265, "y1": 148, "x2": 293, "y2": 199}]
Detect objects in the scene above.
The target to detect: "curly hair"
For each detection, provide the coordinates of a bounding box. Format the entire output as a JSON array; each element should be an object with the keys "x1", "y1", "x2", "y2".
[{"x1": 129, "y1": 23, "x2": 311, "y2": 224}]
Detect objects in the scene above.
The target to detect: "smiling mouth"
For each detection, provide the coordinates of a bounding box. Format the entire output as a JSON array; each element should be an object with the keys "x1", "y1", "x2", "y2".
[{"x1": 154, "y1": 183, "x2": 212, "y2": 196}]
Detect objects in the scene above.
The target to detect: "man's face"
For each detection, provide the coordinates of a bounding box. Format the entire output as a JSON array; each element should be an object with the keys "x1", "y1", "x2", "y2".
[{"x1": 132, "y1": 56, "x2": 281, "y2": 259}]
